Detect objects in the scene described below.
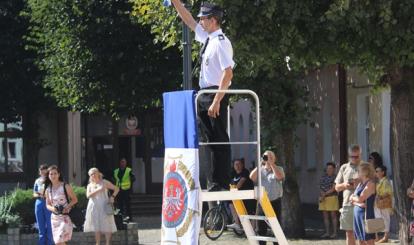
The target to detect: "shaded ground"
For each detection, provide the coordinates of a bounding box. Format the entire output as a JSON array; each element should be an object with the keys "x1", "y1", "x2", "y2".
[{"x1": 135, "y1": 204, "x2": 400, "y2": 244}]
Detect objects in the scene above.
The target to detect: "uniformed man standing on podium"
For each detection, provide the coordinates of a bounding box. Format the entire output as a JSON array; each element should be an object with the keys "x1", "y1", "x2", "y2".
[{"x1": 171, "y1": 0, "x2": 235, "y2": 191}]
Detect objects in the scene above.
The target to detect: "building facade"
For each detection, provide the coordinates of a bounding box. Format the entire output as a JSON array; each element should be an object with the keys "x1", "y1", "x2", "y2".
[{"x1": 295, "y1": 65, "x2": 391, "y2": 204}]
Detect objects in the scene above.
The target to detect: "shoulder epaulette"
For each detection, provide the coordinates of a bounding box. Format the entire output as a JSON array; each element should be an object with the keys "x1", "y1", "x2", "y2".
[{"x1": 218, "y1": 34, "x2": 225, "y2": 40}]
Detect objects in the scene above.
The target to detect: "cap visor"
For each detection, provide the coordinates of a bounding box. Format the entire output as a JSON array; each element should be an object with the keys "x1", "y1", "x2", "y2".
[{"x1": 197, "y1": 12, "x2": 211, "y2": 17}]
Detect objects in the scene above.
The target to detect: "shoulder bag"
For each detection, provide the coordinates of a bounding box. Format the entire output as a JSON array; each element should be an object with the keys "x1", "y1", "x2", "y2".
[
  {"x1": 101, "y1": 182, "x2": 115, "y2": 215},
  {"x1": 104, "y1": 202, "x2": 115, "y2": 215},
  {"x1": 364, "y1": 195, "x2": 385, "y2": 233},
  {"x1": 63, "y1": 183, "x2": 84, "y2": 227}
]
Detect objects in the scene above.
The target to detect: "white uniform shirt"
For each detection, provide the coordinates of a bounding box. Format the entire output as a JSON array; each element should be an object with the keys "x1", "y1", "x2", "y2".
[{"x1": 195, "y1": 24, "x2": 235, "y2": 89}]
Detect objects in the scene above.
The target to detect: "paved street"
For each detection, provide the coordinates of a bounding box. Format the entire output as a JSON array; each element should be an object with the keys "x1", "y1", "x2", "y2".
[
  {"x1": 138, "y1": 228, "x2": 399, "y2": 245},
  {"x1": 136, "y1": 215, "x2": 399, "y2": 245}
]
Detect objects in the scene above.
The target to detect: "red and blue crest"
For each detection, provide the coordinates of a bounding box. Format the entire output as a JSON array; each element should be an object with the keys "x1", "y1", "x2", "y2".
[{"x1": 162, "y1": 161, "x2": 188, "y2": 228}]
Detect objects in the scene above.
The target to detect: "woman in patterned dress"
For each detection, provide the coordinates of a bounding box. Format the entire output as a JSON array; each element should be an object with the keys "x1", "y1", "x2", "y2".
[
  {"x1": 83, "y1": 168, "x2": 119, "y2": 245},
  {"x1": 45, "y1": 165, "x2": 78, "y2": 245}
]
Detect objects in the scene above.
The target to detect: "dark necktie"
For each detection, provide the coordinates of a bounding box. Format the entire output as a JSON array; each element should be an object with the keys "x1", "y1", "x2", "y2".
[
  {"x1": 192, "y1": 37, "x2": 210, "y2": 80},
  {"x1": 200, "y1": 37, "x2": 210, "y2": 58}
]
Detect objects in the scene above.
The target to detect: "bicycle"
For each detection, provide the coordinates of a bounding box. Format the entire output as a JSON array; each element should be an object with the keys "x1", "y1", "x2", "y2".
[{"x1": 203, "y1": 201, "x2": 245, "y2": 240}]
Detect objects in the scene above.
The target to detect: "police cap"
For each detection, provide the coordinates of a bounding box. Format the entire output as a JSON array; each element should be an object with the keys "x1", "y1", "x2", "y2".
[{"x1": 197, "y1": 2, "x2": 223, "y2": 18}]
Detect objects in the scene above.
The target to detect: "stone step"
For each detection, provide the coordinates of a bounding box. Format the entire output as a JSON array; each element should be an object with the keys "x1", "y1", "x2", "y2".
[{"x1": 129, "y1": 194, "x2": 162, "y2": 215}]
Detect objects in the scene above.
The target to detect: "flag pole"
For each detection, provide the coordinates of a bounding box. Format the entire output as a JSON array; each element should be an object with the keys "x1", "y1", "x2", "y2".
[{"x1": 182, "y1": 1, "x2": 192, "y2": 90}]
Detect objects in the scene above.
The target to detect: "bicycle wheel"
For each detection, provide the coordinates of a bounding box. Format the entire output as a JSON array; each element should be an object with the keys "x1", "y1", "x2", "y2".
[{"x1": 203, "y1": 207, "x2": 226, "y2": 240}]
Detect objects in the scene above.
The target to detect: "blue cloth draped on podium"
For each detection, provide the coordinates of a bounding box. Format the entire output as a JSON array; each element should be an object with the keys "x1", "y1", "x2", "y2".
[{"x1": 161, "y1": 90, "x2": 201, "y2": 245}]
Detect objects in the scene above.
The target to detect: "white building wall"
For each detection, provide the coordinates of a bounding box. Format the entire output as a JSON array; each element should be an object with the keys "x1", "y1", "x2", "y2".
[{"x1": 229, "y1": 99, "x2": 257, "y2": 170}]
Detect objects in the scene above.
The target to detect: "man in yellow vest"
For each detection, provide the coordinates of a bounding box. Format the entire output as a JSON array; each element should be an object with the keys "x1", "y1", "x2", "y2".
[{"x1": 114, "y1": 158, "x2": 135, "y2": 221}]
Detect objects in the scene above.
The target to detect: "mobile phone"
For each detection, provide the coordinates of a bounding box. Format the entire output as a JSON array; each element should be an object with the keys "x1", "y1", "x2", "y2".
[{"x1": 262, "y1": 155, "x2": 268, "y2": 161}]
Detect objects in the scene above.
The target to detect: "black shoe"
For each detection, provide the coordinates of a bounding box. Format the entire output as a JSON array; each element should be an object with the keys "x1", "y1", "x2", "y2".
[{"x1": 207, "y1": 183, "x2": 226, "y2": 192}]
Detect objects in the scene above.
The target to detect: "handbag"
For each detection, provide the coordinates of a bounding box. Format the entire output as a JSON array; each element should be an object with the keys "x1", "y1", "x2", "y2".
[
  {"x1": 104, "y1": 202, "x2": 115, "y2": 215},
  {"x1": 364, "y1": 198, "x2": 385, "y2": 233},
  {"x1": 62, "y1": 183, "x2": 85, "y2": 227},
  {"x1": 375, "y1": 194, "x2": 392, "y2": 209}
]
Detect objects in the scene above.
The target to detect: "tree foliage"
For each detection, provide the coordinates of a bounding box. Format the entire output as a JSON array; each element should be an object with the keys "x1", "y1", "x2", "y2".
[
  {"x1": 0, "y1": 0, "x2": 48, "y2": 123},
  {"x1": 25, "y1": 0, "x2": 182, "y2": 117},
  {"x1": 132, "y1": 0, "x2": 314, "y2": 137},
  {"x1": 131, "y1": 0, "x2": 317, "y2": 237}
]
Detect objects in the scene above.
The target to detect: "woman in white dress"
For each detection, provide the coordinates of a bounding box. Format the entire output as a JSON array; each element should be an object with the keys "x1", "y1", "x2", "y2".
[{"x1": 84, "y1": 168, "x2": 119, "y2": 245}]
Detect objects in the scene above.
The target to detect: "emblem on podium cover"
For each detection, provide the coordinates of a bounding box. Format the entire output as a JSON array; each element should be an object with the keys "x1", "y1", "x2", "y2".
[
  {"x1": 163, "y1": 161, "x2": 188, "y2": 228},
  {"x1": 162, "y1": 155, "x2": 196, "y2": 238}
]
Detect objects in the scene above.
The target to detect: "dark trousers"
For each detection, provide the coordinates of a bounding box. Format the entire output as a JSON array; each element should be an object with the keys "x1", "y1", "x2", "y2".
[
  {"x1": 117, "y1": 189, "x2": 131, "y2": 218},
  {"x1": 256, "y1": 198, "x2": 282, "y2": 245},
  {"x1": 197, "y1": 91, "x2": 231, "y2": 189}
]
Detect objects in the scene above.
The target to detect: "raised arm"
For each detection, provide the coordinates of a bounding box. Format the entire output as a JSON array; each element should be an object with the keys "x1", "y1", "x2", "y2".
[
  {"x1": 269, "y1": 162, "x2": 284, "y2": 181},
  {"x1": 104, "y1": 179, "x2": 120, "y2": 204},
  {"x1": 171, "y1": 0, "x2": 197, "y2": 31},
  {"x1": 86, "y1": 183, "x2": 104, "y2": 199},
  {"x1": 250, "y1": 167, "x2": 258, "y2": 183}
]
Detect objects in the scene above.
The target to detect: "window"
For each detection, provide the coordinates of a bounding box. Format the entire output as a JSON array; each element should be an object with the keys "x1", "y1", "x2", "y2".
[
  {"x1": 0, "y1": 119, "x2": 23, "y2": 173},
  {"x1": 323, "y1": 101, "x2": 333, "y2": 164},
  {"x1": 357, "y1": 94, "x2": 370, "y2": 160}
]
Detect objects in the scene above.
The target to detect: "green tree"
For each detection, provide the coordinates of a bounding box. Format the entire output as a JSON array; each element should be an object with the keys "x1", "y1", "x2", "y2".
[
  {"x1": 0, "y1": 0, "x2": 54, "y2": 183},
  {"x1": 0, "y1": 0, "x2": 48, "y2": 123},
  {"x1": 25, "y1": 0, "x2": 182, "y2": 117},
  {"x1": 132, "y1": 0, "x2": 317, "y2": 237},
  {"x1": 251, "y1": 1, "x2": 414, "y2": 243}
]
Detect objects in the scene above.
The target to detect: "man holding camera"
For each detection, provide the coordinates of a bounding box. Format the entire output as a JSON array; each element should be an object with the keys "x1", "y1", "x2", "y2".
[
  {"x1": 250, "y1": 150, "x2": 285, "y2": 245},
  {"x1": 171, "y1": 0, "x2": 235, "y2": 191},
  {"x1": 335, "y1": 145, "x2": 364, "y2": 245}
]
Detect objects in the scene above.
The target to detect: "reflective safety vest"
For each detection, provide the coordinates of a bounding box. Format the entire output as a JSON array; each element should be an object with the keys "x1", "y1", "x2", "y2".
[{"x1": 114, "y1": 167, "x2": 132, "y2": 190}]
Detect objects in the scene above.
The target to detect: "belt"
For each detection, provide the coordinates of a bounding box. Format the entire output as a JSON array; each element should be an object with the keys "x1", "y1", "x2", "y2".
[{"x1": 200, "y1": 86, "x2": 219, "y2": 90}]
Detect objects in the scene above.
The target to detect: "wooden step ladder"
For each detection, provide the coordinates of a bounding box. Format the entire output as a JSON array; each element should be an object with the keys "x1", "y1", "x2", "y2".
[{"x1": 201, "y1": 187, "x2": 288, "y2": 245}]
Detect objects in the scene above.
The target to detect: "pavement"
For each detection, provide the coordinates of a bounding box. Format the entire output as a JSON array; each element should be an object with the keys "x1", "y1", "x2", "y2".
[{"x1": 134, "y1": 205, "x2": 400, "y2": 245}]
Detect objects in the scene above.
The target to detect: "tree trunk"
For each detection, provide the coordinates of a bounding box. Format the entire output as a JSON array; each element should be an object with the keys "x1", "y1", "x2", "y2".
[
  {"x1": 390, "y1": 68, "x2": 414, "y2": 245},
  {"x1": 276, "y1": 130, "x2": 305, "y2": 238}
]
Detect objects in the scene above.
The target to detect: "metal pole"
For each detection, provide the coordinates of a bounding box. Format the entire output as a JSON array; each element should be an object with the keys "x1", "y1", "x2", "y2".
[{"x1": 182, "y1": 2, "x2": 192, "y2": 90}]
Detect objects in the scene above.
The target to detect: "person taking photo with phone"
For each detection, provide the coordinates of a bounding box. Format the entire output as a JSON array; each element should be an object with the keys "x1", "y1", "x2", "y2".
[{"x1": 335, "y1": 144, "x2": 365, "y2": 245}]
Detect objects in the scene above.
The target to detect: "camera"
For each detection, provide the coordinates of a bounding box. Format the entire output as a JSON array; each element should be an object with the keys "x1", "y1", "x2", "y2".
[
  {"x1": 54, "y1": 204, "x2": 65, "y2": 215},
  {"x1": 262, "y1": 155, "x2": 268, "y2": 161}
]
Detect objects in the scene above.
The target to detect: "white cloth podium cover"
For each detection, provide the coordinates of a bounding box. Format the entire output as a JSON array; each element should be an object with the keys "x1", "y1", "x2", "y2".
[{"x1": 161, "y1": 90, "x2": 201, "y2": 245}]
